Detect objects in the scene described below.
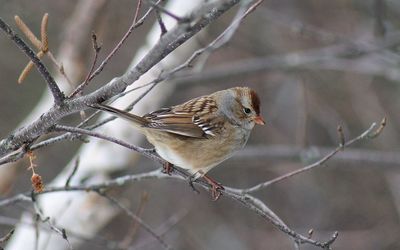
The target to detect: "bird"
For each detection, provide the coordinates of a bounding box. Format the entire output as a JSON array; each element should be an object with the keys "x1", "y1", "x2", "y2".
[{"x1": 90, "y1": 87, "x2": 265, "y2": 200}]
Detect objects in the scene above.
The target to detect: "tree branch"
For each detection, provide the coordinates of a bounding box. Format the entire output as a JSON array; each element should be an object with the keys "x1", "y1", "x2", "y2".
[
  {"x1": 240, "y1": 122, "x2": 381, "y2": 194},
  {"x1": 1, "y1": 121, "x2": 383, "y2": 249}
]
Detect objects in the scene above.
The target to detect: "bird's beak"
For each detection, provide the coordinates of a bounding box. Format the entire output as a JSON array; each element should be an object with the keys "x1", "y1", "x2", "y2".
[{"x1": 254, "y1": 115, "x2": 266, "y2": 125}]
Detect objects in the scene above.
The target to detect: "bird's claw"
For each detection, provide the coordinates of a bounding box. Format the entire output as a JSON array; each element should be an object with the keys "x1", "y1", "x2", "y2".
[
  {"x1": 203, "y1": 175, "x2": 224, "y2": 201},
  {"x1": 162, "y1": 162, "x2": 173, "y2": 175}
]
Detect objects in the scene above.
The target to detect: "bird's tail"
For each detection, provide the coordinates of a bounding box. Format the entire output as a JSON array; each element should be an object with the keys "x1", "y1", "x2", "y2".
[{"x1": 88, "y1": 103, "x2": 148, "y2": 128}]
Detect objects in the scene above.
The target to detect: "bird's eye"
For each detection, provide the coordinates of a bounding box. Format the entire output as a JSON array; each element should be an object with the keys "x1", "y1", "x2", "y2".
[{"x1": 243, "y1": 107, "x2": 252, "y2": 114}]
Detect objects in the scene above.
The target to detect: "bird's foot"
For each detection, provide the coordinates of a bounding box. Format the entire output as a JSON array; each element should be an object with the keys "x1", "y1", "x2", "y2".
[
  {"x1": 203, "y1": 174, "x2": 224, "y2": 201},
  {"x1": 162, "y1": 162, "x2": 173, "y2": 175}
]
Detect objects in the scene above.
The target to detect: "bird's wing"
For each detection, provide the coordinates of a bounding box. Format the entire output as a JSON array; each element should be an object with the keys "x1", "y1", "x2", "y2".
[{"x1": 143, "y1": 96, "x2": 224, "y2": 138}]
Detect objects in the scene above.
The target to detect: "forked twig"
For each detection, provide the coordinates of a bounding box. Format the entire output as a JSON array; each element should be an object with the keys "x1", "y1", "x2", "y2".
[
  {"x1": 98, "y1": 191, "x2": 171, "y2": 250},
  {"x1": 241, "y1": 121, "x2": 385, "y2": 194},
  {"x1": 84, "y1": 0, "x2": 156, "y2": 84}
]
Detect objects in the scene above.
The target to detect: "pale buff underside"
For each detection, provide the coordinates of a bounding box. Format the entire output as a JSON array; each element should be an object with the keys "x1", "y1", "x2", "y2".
[{"x1": 145, "y1": 123, "x2": 249, "y2": 177}]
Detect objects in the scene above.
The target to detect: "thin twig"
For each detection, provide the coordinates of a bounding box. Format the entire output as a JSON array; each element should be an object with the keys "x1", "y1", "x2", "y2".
[
  {"x1": 47, "y1": 51, "x2": 74, "y2": 87},
  {"x1": 145, "y1": 0, "x2": 185, "y2": 22},
  {"x1": 241, "y1": 122, "x2": 380, "y2": 194},
  {"x1": 133, "y1": 0, "x2": 143, "y2": 23},
  {"x1": 98, "y1": 192, "x2": 172, "y2": 250},
  {"x1": 155, "y1": 10, "x2": 168, "y2": 36},
  {"x1": 134, "y1": 208, "x2": 189, "y2": 249},
  {"x1": 32, "y1": 197, "x2": 73, "y2": 250},
  {"x1": 65, "y1": 157, "x2": 80, "y2": 187},
  {"x1": 85, "y1": 0, "x2": 158, "y2": 83},
  {"x1": 69, "y1": 32, "x2": 102, "y2": 98},
  {"x1": 119, "y1": 191, "x2": 149, "y2": 248},
  {"x1": 0, "y1": 17, "x2": 64, "y2": 105}
]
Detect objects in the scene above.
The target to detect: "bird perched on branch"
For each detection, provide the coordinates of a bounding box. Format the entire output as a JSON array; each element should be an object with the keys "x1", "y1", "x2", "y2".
[{"x1": 90, "y1": 87, "x2": 265, "y2": 200}]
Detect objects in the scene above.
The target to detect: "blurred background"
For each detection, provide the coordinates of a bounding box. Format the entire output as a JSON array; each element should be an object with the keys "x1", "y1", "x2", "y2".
[{"x1": 1, "y1": 0, "x2": 400, "y2": 249}]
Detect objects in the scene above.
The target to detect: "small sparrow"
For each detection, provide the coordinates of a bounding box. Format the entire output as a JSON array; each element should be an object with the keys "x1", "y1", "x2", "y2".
[{"x1": 90, "y1": 87, "x2": 265, "y2": 200}]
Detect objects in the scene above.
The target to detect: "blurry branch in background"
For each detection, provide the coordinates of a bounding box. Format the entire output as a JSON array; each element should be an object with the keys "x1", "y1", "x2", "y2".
[
  {"x1": 374, "y1": 0, "x2": 387, "y2": 37},
  {"x1": 31, "y1": 196, "x2": 73, "y2": 250},
  {"x1": 0, "y1": 228, "x2": 14, "y2": 248},
  {"x1": 0, "y1": 214, "x2": 124, "y2": 249},
  {"x1": 134, "y1": 208, "x2": 189, "y2": 249},
  {"x1": 235, "y1": 144, "x2": 400, "y2": 167},
  {"x1": 172, "y1": 3, "x2": 400, "y2": 85},
  {"x1": 98, "y1": 192, "x2": 171, "y2": 250},
  {"x1": 174, "y1": 32, "x2": 400, "y2": 85},
  {"x1": 0, "y1": 120, "x2": 385, "y2": 249},
  {"x1": 177, "y1": 0, "x2": 263, "y2": 70},
  {"x1": 119, "y1": 191, "x2": 149, "y2": 248}
]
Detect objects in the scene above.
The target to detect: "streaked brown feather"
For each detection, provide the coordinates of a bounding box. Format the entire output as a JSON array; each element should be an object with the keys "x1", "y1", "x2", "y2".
[{"x1": 142, "y1": 96, "x2": 221, "y2": 138}]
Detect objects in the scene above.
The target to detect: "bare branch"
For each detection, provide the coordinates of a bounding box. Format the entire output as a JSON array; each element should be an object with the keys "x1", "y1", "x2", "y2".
[
  {"x1": 241, "y1": 122, "x2": 382, "y2": 194},
  {"x1": 69, "y1": 32, "x2": 102, "y2": 98}
]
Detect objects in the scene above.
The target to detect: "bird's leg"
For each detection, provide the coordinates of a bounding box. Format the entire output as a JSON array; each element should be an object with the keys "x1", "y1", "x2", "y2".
[
  {"x1": 162, "y1": 162, "x2": 173, "y2": 175},
  {"x1": 188, "y1": 175, "x2": 200, "y2": 194},
  {"x1": 202, "y1": 174, "x2": 224, "y2": 201}
]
